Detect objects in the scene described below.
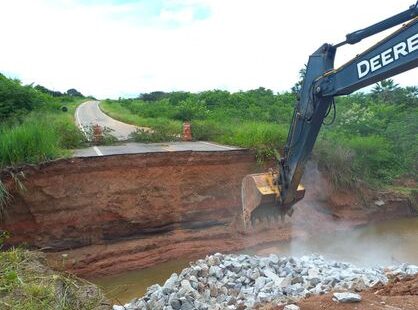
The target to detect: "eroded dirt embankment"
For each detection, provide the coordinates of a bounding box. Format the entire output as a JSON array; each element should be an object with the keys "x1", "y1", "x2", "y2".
[{"x1": 0, "y1": 150, "x2": 415, "y2": 277}]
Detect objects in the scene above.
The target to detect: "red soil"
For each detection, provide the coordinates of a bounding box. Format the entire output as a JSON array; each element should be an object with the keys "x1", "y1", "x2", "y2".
[
  {"x1": 0, "y1": 151, "x2": 414, "y2": 277},
  {"x1": 260, "y1": 275, "x2": 418, "y2": 310}
]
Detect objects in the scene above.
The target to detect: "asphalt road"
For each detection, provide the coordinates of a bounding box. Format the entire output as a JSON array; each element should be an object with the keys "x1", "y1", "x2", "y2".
[
  {"x1": 75, "y1": 100, "x2": 138, "y2": 140},
  {"x1": 73, "y1": 141, "x2": 240, "y2": 157},
  {"x1": 74, "y1": 101, "x2": 241, "y2": 157}
]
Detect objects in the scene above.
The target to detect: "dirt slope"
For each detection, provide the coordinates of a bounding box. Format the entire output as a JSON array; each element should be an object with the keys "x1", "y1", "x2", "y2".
[{"x1": 0, "y1": 151, "x2": 415, "y2": 277}]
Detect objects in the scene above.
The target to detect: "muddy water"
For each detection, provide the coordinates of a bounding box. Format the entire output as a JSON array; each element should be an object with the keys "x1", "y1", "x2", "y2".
[
  {"x1": 92, "y1": 217, "x2": 418, "y2": 304},
  {"x1": 91, "y1": 259, "x2": 191, "y2": 304}
]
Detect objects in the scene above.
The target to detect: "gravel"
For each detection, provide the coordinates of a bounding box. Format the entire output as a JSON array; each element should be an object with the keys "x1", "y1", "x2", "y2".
[
  {"x1": 332, "y1": 292, "x2": 362, "y2": 303},
  {"x1": 113, "y1": 253, "x2": 418, "y2": 310}
]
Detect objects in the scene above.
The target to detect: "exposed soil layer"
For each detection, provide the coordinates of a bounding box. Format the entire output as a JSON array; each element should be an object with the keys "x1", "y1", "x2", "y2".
[
  {"x1": 260, "y1": 275, "x2": 418, "y2": 310},
  {"x1": 374, "y1": 274, "x2": 418, "y2": 295},
  {"x1": 0, "y1": 151, "x2": 416, "y2": 277}
]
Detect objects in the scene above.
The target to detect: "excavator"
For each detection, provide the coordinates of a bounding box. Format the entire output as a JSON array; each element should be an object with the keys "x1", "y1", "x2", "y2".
[{"x1": 242, "y1": 2, "x2": 418, "y2": 228}]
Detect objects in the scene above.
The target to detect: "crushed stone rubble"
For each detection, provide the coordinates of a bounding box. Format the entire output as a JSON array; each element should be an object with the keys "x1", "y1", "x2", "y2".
[{"x1": 113, "y1": 253, "x2": 418, "y2": 310}]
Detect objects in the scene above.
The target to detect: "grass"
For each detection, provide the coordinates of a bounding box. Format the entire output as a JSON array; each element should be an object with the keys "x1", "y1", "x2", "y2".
[
  {"x1": 0, "y1": 180, "x2": 11, "y2": 220},
  {"x1": 100, "y1": 100, "x2": 182, "y2": 132},
  {"x1": 0, "y1": 116, "x2": 66, "y2": 167},
  {"x1": 100, "y1": 100, "x2": 288, "y2": 160},
  {"x1": 0, "y1": 172, "x2": 25, "y2": 222},
  {"x1": 0, "y1": 247, "x2": 109, "y2": 310},
  {"x1": 0, "y1": 101, "x2": 86, "y2": 169},
  {"x1": 0, "y1": 112, "x2": 85, "y2": 168}
]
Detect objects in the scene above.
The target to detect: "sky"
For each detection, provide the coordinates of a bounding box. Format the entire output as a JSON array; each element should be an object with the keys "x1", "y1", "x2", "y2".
[{"x1": 0, "y1": 0, "x2": 417, "y2": 99}]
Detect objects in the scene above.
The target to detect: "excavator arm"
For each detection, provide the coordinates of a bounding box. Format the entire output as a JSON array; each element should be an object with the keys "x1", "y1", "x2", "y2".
[{"x1": 242, "y1": 2, "x2": 418, "y2": 228}]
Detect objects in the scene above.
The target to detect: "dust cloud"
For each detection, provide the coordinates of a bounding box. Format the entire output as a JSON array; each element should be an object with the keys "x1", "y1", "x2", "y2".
[{"x1": 257, "y1": 161, "x2": 418, "y2": 267}]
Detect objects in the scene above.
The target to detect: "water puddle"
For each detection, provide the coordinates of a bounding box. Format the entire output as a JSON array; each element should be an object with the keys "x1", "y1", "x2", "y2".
[{"x1": 91, "y1": 259, "x2": 190, "y2": 304}]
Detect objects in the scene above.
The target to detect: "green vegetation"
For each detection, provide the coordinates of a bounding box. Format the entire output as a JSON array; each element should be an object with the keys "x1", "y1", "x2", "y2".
[
  {"x1": 0, "y1": 246, "x2": 109, "y2": 309},
  {"x1": 0, "y1": 73, "x2": 87, "y2": 169},
  {"x1": 101, "y1": 81, "x2": 417, "y2": 188},
  {"x1": 316, "y1": 83, "x2": 417, "y2": 188},
  {"x1": 101, "y1": 88, "x2": 293, "y2": 160},
  {"x1": 0, "y1": 172, "x2": 25, "y2": 221},
  {"x1": 0, "y1": 180, "x2": 11, "y2": 220}
]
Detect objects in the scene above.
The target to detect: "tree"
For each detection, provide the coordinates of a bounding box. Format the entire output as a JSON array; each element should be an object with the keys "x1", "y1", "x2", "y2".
[
  {"x1": 291, "y1": 65, "x2": 307, "y2": 95},
  {"x1": 174, "y1": 98, "x2": 209, "y2": 121},
  {"x1": 66, "y1": 88, "x2": 83, "y2": 97},
  {"x1": 138, "y1": 91, "x2": 167, "y2": 102},
  {"x1": 168, "y1": 91, "x2": 191, "y2": 105},
  {"x1": 34, "y1": 85, "x2": 64, "y2": 97},
  {"x1": 0, "y1": 74, "x2": 50, "y2": 120},
  {"x1": 371, "y1": 79, "x2": 399, "y2": 102},
  {"x1": 198, "y1": 90, "x2": 230, "y2": 108}
]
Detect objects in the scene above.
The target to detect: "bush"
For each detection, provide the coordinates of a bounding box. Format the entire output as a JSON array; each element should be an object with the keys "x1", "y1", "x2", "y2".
[
  {"x1": 83, "y1": 125, "x2": 117, "y2": 146},
  {"x1": 54, "y1": 118, "x2": 86, "y2": 149},
  {"x1": 174, "y1": 98, "x2": 209, "y2": 121},
  {"x1": 130, "y1": 121, "x2": 181, "y2": 143},
  {"x1": 315, "y1": 138, "x2": 357, "y2": 189},
  {"x1": 190, "y1": 120, "x2": 225, "y2": 141},
  {"x1": 346, "y1": 135, "x2": 400, "y2": 184},
  {"x1": 0, "y1": 74, "x2": 54, "y2": 121}
]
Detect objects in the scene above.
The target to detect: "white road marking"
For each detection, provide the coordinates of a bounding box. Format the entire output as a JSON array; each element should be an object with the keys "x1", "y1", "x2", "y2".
[
  {"x1": 199, "y1": 141, "x2": 237, "y2": 150},
  {"x1": 162, "y1": 146, "x2": 175, "y2": 152},
  {"x1": 93, "y1": 146, "x2": 103, "y2": 156},
  {"x1": 75, "y1": 101, "x2": 90, "y2": 140}
]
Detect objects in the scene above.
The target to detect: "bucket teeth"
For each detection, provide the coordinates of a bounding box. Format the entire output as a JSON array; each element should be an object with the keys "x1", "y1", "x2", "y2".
[
  {"x1": 242, "y1": 171, "x2": 279, "y2": 229},
  {"x1": 242, "y1": 171, "x2": 305, "y2": 229},
  {"x1": 248, "y1": 206, "x2": 290, "y2": 228}
]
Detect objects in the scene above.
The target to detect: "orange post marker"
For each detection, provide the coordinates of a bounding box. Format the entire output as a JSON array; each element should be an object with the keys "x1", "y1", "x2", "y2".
[
  {"x1": 182, "y1": 122, "x2": 192, "y2": 141},
  {"x1": 93, "y1": 124, "x2": 103, "y2": 145}
]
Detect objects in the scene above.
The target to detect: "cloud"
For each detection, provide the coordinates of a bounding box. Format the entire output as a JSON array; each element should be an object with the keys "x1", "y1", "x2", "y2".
[{"x1": 0, "y1": 0, "x2": 416, "y2": 98}]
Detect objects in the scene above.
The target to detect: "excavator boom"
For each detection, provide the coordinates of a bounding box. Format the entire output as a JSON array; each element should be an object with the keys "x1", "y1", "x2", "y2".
[{"x1": 242, "y1": 2, "x2": 418, "y2": 228}]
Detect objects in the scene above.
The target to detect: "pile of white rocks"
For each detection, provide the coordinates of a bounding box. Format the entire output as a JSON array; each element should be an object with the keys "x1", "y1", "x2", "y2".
[{"x1": 113, "y1": 253, "x2": 418, "y2": 310}]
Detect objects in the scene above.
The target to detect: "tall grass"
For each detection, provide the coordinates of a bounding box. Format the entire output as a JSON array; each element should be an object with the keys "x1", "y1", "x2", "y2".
[
  {"x1": 216, "y1": 122, "x2": 287, "y2": 150},
  {"x1": 0, "y1": 180, "x2": 11, "y2": 220},
  {"x1": 0, "y1": 117, "x2": 62, "y2": 167},
  {"x1": 0, "y1": 112, "x2": 85, "y2": 168}
]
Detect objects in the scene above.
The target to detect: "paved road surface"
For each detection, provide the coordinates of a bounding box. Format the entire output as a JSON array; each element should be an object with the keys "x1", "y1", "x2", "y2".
[
  {"x1": 74, "y1": 141, "x2": 240, "y2": 157},
  {"x1": 74, "y1": 101, "x2": 241, "y2": 157},
  {"x1": 75, "y1": 100, "x2": 138, "y2": 140}
]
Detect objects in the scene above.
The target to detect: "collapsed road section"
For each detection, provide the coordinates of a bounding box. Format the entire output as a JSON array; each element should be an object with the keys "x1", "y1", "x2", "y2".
[{"x1": 0, "y1": 150, "x2": 415, "y2": 278}]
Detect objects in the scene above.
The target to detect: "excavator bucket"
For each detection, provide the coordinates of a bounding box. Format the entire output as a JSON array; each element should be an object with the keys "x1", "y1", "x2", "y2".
[{"x1": 241, "y1": 171, "x2": 305, "y2": 229}]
